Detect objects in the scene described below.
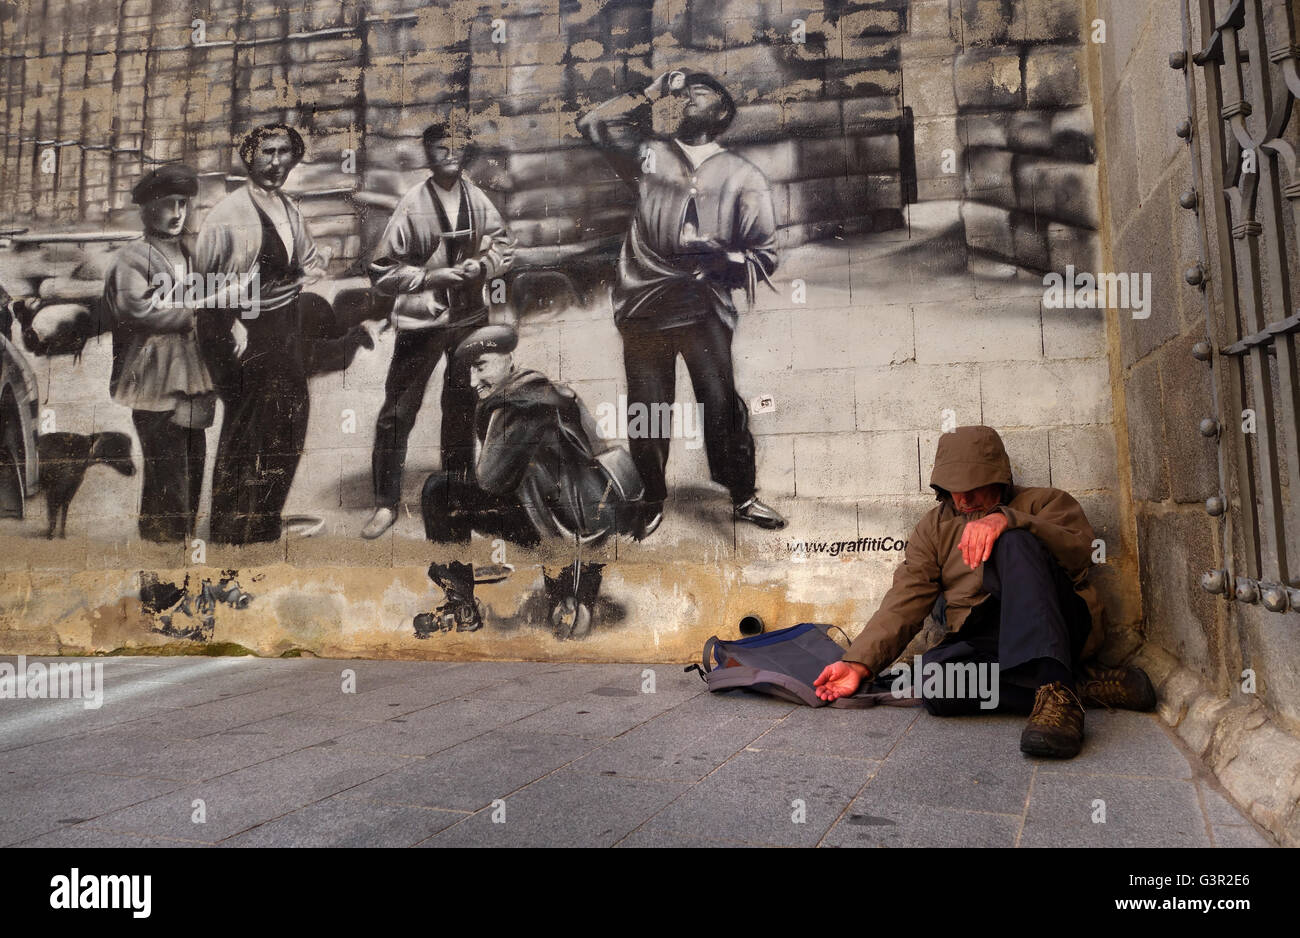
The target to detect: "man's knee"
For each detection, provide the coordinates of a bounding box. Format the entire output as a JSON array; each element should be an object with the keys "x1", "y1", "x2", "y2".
[{"x1": 990, "y1": 527, "x2": 1052, "y2": 571}]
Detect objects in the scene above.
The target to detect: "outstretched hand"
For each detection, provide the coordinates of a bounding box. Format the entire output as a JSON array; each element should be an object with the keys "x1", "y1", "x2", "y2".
[{"x1": 813, "y1": 661, "x2": 868, "y2": 702}]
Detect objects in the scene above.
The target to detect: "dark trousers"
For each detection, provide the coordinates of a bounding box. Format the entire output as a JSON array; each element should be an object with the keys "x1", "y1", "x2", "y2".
[
  {"x1": 911, "y1": 529, "x2": 1092, "y2": 716},
  {"x1": 373, "y1": 323, "x2": 479, "y2": 507},
  {"x1": 132, "y1": 409, "x2": 205, "y2": 543},
  {"x1": 619, "y1": 315, "x2": 756, "y2": 505},
  {"x1": 421, "y1": 471, "x2": 540, "y2": 548}
]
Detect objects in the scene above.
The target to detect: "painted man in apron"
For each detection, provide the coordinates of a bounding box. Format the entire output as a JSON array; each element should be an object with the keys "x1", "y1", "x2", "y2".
[
  {"x1": 577, "y1": 70, "x2": 786, "y2": 538},
  {"x1": 104, "y1": 163, "x2": 215, "y2": 542},
  {"x1": 362, "y1": 122, "x2": 516, "y2": 540},
  {"x1": 196, "y1": 123, "x2": 369, "y2": 544}
]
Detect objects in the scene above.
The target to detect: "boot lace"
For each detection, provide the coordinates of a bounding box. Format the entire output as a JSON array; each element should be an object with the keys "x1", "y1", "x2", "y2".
[{"x1": 1033, "y1": 682, "x2": 1084, "y2": 724}]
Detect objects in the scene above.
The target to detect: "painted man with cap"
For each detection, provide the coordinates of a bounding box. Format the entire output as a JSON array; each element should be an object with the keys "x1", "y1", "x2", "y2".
[
  {"x1": 577, "y1": 69, "x2": 785, "y2": 537},
  {"x1": 104, "y1": 162, "x2": 215, "y2": 541},
  {"x1": 812, "y1": 426, "x2": 1156, "y2": 759},
  {"x1": 362, "y1": 121, "x2": 516, "y2": 541},
  {"x1": 420, "y1": 325, "x2": 640, "y2": 639}
]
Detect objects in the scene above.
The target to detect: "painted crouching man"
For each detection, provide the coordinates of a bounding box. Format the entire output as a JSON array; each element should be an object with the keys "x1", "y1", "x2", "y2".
[
  {"x1": 420, "y1": 326, "x2": 642, "y2": 639},
  {"x1": 363, "y1": 122, "x2": 516, "y2": 540},
  {"x1": 813, "y1": 426, "x2": 1156, "y2": 758},
  {"x1": 576, "y1": 69, "x2": 785, "y2": 538},
  {"x1": 104, "y1": 163, "x2": 215, "y2": 542}
]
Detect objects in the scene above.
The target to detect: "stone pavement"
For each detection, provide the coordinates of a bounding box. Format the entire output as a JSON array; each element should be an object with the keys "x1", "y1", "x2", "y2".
[{"x1": 0, "y1": 655, "x2": 1273, "y2": 848}]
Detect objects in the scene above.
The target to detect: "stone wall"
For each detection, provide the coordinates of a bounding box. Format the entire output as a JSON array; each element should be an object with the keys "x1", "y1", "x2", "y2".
[{"x1": 1089, "y1": 0, "x2": 1300, "y2": 845}]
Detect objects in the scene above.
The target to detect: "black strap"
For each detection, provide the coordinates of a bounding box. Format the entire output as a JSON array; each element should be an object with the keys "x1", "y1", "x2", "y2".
[{"x1": 824, "y1": 624, "x2": 851, "y2": 647}]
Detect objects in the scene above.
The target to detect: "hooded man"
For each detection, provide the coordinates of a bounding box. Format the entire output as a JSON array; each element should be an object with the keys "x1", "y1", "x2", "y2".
[
  {"x1": 420, "y1": 325, "x2": 642, "y2": 638},
  {"x1": 576, "y1": 69, "x2": 784, "y2": 538},
  {"x1": 813, "y1": 425, "x2": 1155, "y2": 759}
]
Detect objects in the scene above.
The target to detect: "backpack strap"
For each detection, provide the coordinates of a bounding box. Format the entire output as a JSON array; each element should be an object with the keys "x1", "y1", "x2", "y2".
[
  {"x1": 684, "y1": 635, "x2": 721, "y2": 682},
  {"x1": 822, "y1": 624, "x2": 851, "y2": 646},
  {"x1": 701, "y1": 635, "x2": 720, "y2": 672}
]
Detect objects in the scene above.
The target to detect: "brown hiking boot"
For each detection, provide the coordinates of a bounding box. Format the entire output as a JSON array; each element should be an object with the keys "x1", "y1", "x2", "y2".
[
  {"x1": 1079, "y1": 665, "x2": 1157, "y2": 711},
  {"x1": 1020, "y1": 682, "x2": 1085, "y2": 759}
]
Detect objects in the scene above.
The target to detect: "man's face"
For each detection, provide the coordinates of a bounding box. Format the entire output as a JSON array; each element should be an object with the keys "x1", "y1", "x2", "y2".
[
  {"x1": 951, "y1": 483, "x2": 1003, "y2": 515},
  {"x1": 425, "y1": 135, "x2": 469, "y2": 181},
  {"x1": 469, "y1": 352, "x2": 513, "y2": 400},
  {"x1": 249, "y1": 132, "x2": 296, "y2": 190},
  {"x1": 677, "y1": 83, "x2": 727, "y2": 138},
  {"x1": 140, "y1": 195, "x2": 188, "y2": 238}
]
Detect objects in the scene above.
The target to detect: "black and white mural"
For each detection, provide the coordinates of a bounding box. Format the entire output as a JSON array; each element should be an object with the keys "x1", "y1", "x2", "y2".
[{"x1": 0, "y1": 0, "x2": 1105, "y2": 653}]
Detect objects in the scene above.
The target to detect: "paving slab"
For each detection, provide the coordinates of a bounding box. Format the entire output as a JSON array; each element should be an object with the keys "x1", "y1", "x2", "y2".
[
  {"x1": 638, "y1": 749, "x2": 880, "y2": 847},
  {"x1": 862, "y1": 713, "x2": 1037, "y2": 814},
  {"x1": 75, "y1": 745, "x2": 411, "y2": 842},
  {"x1": 220, "y1": 794, "x2": 465, "y2": 847},
  {"x1": 1019, "y1": 772, "x2": 1212, "y2": 848},
  {"x1": 328, "y1": 696, "x2": 549, "y2": 757},
  {"x1": 343, "y1": 727, "x2": 600, "y2": 811},
  {"x1": 748, "y1": 704, "x2": 920, "y2": 762},
  {"x1": 423, "y1": 769, "x2": 688, "y2": 848},
  {"x1": 569, "y1": 694, "x2": 789, "y2": 782},
  {"x1": 822, "y1": 799, "x2": 1023, "y2": 848},
  {"x1": 1, "y1": 772, "x2": 187, "y2": 846}
]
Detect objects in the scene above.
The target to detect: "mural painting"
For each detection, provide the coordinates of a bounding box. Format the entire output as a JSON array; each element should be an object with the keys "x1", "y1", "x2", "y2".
[{"x1": 0, "y1": 0, "x2": 1105, "y2": 655}]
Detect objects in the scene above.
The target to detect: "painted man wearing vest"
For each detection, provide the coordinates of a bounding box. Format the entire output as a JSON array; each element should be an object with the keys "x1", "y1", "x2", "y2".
[
  {"x1": 196, "y1": 124, "x2": 366, "y2": 544},
  {"x1": 813, "y1": 426, "x2": 1156, "y2": 758},
  {"x1": 363, "y1": 123, "x2": 516, "y2": 540},
  {"x1": 576, "y1": 70, "x2": 785, "y2": 538}
]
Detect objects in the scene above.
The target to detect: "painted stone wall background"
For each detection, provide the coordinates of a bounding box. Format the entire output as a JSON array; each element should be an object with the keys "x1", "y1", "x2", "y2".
[{"x1": 0, "y1": 0, "x2": 1133, "y2": 664}]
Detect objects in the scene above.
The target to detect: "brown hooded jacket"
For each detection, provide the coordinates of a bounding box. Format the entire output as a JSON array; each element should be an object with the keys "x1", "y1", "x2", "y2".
[{"x1": 842, "y1": 425, "x2": 1104, "y2": 675}]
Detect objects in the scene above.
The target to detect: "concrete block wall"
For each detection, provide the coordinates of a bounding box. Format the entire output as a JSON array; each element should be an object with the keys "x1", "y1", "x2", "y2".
[{"x1": 931, "y1": 0, "x2": 1100, "y2": 275}]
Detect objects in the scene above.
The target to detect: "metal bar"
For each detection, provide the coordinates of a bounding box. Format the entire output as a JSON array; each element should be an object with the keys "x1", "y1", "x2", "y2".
[
  {"x1": 1242, "y1": 0, "x2": 1300, "y2": 584},
  {"x1": 1192, "y1": 0, "x2": 1262, "y2": 579},
  {"x1": 1222, "y1": 8, "x2": 1291, "y2": 582},
  {"x1": 1202, "y1": 0, "x2": 1263, "y2": 579}
]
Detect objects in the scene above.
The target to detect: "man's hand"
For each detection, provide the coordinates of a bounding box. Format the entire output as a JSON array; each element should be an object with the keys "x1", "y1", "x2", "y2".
[
  {"x1": 421, "y1": 267, "x2": 466, "y2": 289},
  {"x1": 958, "y1": 510, "x2": 1009, "y2": 569},
  {"x1": 230, "y1": 318, "x2": 248, "y2": 358},
  {"x1": 457, "y1": 258, "x2": 484, "y2": 281},
  {"x1": 813, "y1": 661, "x2": 869, "y2": 702},
  {"x1": 644, "y1": 70, "x2": 686, "y2": 101}
]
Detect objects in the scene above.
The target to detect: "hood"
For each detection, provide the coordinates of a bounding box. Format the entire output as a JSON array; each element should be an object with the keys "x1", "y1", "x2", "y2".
[
  {"x1": 479, "y1": 368, "x2": 568, "y2": 412},
  {"x1": 929, "y1": 425, "x2": 1013, "y2": 500}
]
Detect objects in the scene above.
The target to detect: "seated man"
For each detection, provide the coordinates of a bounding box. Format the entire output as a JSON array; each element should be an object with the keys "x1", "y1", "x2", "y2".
[
  {"x1": 421, "y1": 325, "x2": 642, "y2": 639},
  {"x1": 813, "y1": 425, "x2": 1154, "y2": 758}
]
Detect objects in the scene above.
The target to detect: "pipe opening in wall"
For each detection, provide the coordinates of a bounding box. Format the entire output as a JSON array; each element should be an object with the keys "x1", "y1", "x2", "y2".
[{"x1": 738, "y1": 614, "x2": 764, "y2": 636}]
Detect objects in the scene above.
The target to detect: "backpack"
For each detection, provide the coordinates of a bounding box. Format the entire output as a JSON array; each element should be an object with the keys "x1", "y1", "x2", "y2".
[{"x1": 689, "y1": 623, "x2": 923, "y2": 709}]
